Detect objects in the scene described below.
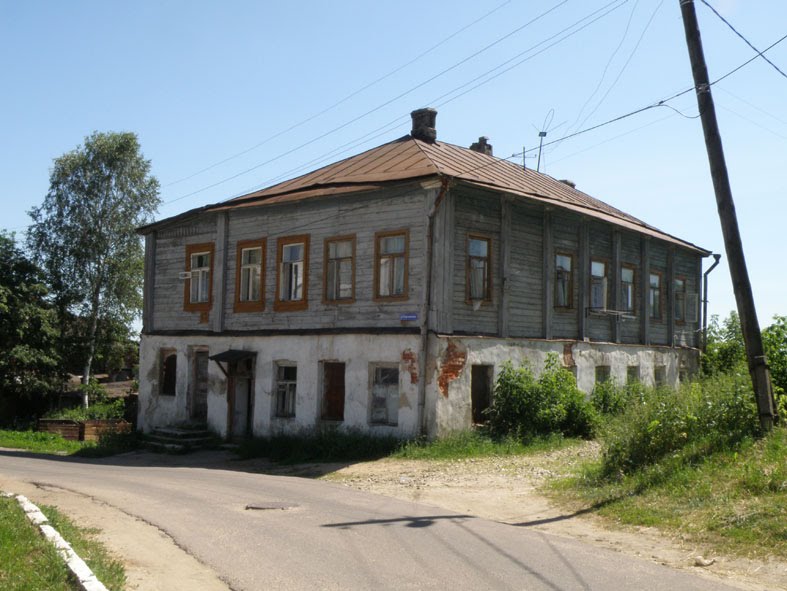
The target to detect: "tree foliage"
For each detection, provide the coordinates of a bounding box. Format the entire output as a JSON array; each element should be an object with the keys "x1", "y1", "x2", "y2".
[
  {"x1": 27, "y1": 132, "x2": 159, "y2": 399},
  {"x1": 0, "y1": 232, "x2": 60, "y2": 423}
]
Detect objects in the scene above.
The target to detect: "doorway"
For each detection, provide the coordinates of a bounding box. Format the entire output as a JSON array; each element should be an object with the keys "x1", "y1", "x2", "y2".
[
  {"x1": 190, "y1": 350, "x2": 209, "y2": 422},
  {"x1": 471, "y1": 365, "x2": 493, "y2": 424},
  {"x1": 230, "y1": 358, "x2": 254, "y2": 439},
  {"x1": 322, "y1": 362, "x2": 345, "y2": 421}
]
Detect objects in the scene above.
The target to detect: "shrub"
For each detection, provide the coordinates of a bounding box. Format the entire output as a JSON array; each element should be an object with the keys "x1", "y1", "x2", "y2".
[
  {"x1": 44, "y1": 398, "x2": 125, "y2": 421},
  {"x1": 600, "y1": 371, "x2": 759, "y2": 477},
  {"x1": 591, "y1": 378, "x2": 629, "y2": 415},
  {"x1": 486, "y1": 354, "x2": 597, "y2": 440}
]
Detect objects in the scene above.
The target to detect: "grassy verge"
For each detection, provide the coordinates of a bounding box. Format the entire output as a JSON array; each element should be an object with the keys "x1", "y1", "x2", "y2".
[
  {"x1": 393, "y1": 431, "x2": 575, "y2": 460},
  {"x1": 551, "y1": 426, "x2": 787, "y2": 559},
  {"x1": 0, "y1": 497, "x2": 125, "y2": 590},
  {"x1": 0, "y1": 429, "x2": 139, "y2": 458}
]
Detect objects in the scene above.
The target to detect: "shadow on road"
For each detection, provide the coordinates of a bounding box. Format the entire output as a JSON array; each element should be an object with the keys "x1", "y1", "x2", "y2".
[{"x1": 322, "y1": 514, "x2": 475, "y2": 529}]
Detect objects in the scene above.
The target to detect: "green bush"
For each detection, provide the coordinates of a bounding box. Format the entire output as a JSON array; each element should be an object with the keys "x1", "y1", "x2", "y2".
[
  {"x1": 44, "y1": 398, "x2": 125, "y2": 421},
  {"x1": 600, "y1": 371, "x2": 760, "y2": 477},
  {"x1": 486, "y1": 354, "x2": 597, "y2": 440}
]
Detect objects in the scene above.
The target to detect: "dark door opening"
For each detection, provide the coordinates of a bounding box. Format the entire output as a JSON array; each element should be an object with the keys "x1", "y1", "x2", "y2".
[
  {"x1": 322, "y1": 362, "x2": 345, "y2": 421},
  {"x1": 230, "y1": 358, "x2": 254, "y2": 438},
  {"x1": 471, "y1": 365, "x2": 493, "y2": 424},
  {"x1": 191, "y1": 350, "x2": 209, "y2": 422}
]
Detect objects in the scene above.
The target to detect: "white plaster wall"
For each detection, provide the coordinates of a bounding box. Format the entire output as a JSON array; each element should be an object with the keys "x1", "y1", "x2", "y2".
[
  {"x1": 139, "y1": 333, "x2": 422, "y2": 438},
  {"x1": 425, "y1": 336, "x2": 700, "y2": 437}
]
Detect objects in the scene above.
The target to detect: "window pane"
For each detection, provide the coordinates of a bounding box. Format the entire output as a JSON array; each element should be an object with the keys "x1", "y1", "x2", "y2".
[
  {"x1": 469, "y1": 259, "x2": 486, "y2": 299},
  {"x1": 621, "y1": 267, "x2": 634, "y2": 284},
  {"x1": 379, "y1": 258, "x2": 391, "y2": 296},
  {"x1": 326, "y1": 260, "x2": 337, "y2": 300},
  {"x1": 381, "y1": 235, "x2": 405, "y2": 255},
  {"x1": 393, "y1": 257, "x2": 405, "y2": 295},
  {"x1": 650, "y1": 273, "x2": 660, "y2": 288},
  {"x1": 338, "y1": 261, "x2": 352, "y2": 298},
  {"x1": 468, "y1": 238, "x2": 488, "y2": 257},
  {"x1": 249, "y1": 266, "x2": 260, "y2": 301},
  {"x1": 242, "y1": 247, "x2": 261, "y2": 265},
  {"x1": 591, "y1": 261, "x2": 605, "y2": 277},
  {"x1": 283, "y1": 243, "x2": 303, "y2": 262},
  {"x1": 334, "y1": 240, "x2": 352, "y2": 258},
  {"x1": 556, "y1": 254, "x2": 571, "y2": 272},
  {"x1": 240, "y1": 268, "x2": 250, "y2": 301}
]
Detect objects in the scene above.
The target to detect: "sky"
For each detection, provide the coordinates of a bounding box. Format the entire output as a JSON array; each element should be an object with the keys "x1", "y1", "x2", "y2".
[{"x1": 1, "y1": 0, "x2": 785, "y2": 326}]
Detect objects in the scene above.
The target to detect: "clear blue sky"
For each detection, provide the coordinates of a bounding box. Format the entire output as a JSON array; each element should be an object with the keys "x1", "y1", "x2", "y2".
[{"x1": 2, "y1": 0, "x2": 785, "y2": 326}]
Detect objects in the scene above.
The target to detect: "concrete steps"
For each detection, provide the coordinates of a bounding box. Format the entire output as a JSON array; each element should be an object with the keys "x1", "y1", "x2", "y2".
[{"x1": 144, "y1": 425, "x2": 218, "y2": 453}]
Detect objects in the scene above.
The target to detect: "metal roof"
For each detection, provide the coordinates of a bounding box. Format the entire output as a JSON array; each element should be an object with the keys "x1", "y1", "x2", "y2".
[{"x1": 142, "y1": 135, "x2": 709, "y2": 254}]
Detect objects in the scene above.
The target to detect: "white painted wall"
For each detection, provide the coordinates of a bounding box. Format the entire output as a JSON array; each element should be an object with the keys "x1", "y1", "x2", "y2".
[
  {"x1": 138, "y1": 333, "x2": 422, "y2": 438},
  {"x1": 425, "y1": 336, "x2": 700, "y2": 437}
]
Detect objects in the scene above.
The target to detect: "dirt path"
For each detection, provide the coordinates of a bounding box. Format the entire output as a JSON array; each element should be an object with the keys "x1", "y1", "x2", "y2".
[{"x1": 317, "y1": 442, "x2": 787, "y2": 591}]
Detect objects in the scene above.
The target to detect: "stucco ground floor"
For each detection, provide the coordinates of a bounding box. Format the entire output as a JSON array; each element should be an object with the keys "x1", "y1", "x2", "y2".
[{"x1": 138, "y1": 333, "x2": 700, "y2": 439}]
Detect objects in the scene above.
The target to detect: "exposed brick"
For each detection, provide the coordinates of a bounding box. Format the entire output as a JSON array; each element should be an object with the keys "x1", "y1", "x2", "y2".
[
  {"x1": 401, "y1": 349, "x2": 419, "y2": 384},
  {"x1": 438, "y1": 340, "x2": 467, "y2": 397}
]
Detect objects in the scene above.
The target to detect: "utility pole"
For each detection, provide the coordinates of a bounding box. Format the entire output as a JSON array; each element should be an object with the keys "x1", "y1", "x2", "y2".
[
  {"x1": 679, "y1": 0, "x2": 776, "y2": 430},
  {"x1": 536, "y1": 131, "x2": 546, "y2": 172}
]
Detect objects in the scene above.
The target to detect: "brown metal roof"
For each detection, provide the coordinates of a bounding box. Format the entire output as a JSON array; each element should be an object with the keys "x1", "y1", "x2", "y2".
[{"x1": 143, "y1": 135, "x2": 708, "y2": 254}]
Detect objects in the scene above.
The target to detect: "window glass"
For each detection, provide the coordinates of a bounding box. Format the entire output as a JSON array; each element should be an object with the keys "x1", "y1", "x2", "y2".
[
  {"x1": 239, "y1": 247, "x2": 262, "y2": 303},
  {"x1": 280, "y1": 243, "x2": 304, "y2": 301},
  {"x1": 468, "y1": 237, "x2": 490, "y2": 301},
  {"x1": 621, "y1": 267, "x2": 635, "y2": 313},
  {"x1": 376, "y1": 232, "x2": 407, "y2": 298},
  {"x1": 649, "y1": 273, "x2": 662, "y2": 320},
  {"x1": 555, "y1": 254, "x2": 572, "y2": 308},
  {"x1": 590, "y1": 260, "x2": 607, "y2": 310},
  {"x1": 326, "y1": 238, "x2": 354, "y2": 301},
  {"x1": 674, "y1": 278, "x2": 686, "y2": 322},
  {"x1": 190, "y1": 252, "x2": 210, "y2": 303},
  {"x1": 276, "y1": 365, "x2": 297, "y2": 417},
  {"x1": 370, "y1": 366, "x2": 399, "y2": 425}
]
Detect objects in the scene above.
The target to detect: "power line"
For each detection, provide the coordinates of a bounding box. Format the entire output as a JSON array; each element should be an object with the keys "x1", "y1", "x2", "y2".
[
  {"x1": 699, "y1": 0, "x2": 787, "y2": 80},
  {"x1": 163, "y1": 0, "x2": 513, "y2": 188}
]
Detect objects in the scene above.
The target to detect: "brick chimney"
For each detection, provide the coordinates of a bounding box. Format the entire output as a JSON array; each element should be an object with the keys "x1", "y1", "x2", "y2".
[
  {"x1": 469, "y1": 136, "x2": 493, "y2": 156},
  {"x1": 410, "y1": 108, "x2": 437, "y2": 143}
]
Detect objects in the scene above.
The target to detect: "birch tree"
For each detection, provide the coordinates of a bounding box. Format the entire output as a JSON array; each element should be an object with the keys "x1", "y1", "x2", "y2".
[{"x1": 28, "y1": 132, "x2": 160, "y2": 406}]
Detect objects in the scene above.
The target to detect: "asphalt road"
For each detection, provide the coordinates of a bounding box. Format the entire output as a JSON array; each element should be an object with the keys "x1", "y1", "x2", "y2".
[{"x1": 0, "y1": 449, "x2": 743, "y2": 591}]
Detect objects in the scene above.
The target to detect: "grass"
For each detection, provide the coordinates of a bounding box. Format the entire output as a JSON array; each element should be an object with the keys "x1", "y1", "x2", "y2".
[
  {"x1": 0, "y1": 429, "x2": 140, "y2": 458},
  {"x1": 552, "y1": 426, "x2": 787, "y2": 560},
  {"x1": 0, "y1": 497, "x2": 125, "y2": 590},
  {"x1": 393, "y1": 430, "x2": 575, "y2": 460}
]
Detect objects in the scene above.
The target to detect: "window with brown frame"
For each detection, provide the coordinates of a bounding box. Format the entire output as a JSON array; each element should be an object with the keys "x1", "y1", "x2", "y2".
[
  {"x1": 183, "y1": 243, "x2": 214, "y2": 313},
  {"x1": 674, "y1": 276, "x2": 687, "y2": 324},
  {"x1": 374, "y1": 230, "x2": 408, "y2": 300},
  {"x1": 620, "y1": 264, "x2": 636, "y2": 314},
  {"x1": 275, "y1": 235, "x2": 309, "y2": 311},
  {"x1": 234, "y1": 239, "x2": 265, "y2": 313},
  {"x1": 649, "y1": 271, "x2": 663, "y2": 320},
  {"x1": 467, "y1": 235, "x2": 491, "y2": 302},
  {"x1": 555, "y1": 252, "x2": 574, "y2": 309},
  {"x1": 590, "y1": 259, "x2": 608, "y2": 310},
  {"x1": 324, "y1": 236, "x2": 355, "y2": 303}
]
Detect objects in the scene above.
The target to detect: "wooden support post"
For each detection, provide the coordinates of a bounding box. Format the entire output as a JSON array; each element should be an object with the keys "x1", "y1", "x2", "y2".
[{"x1": 679, "y1": 0, "x2": 776, "y2": 429}]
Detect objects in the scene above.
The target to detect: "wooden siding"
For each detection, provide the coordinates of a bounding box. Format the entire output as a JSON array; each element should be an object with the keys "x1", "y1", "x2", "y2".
[
  {"x1": 508, "y1": 203, "x2": 543, "y2": 337},
  {"x1": 620, "y1": 231, "x2": 642, "y2": 344},
  {"x1": 587, "y1": 222, "x2": 614, "y2": 342},
  {"x1": 649, "y1": 241, "x2": 669, "y2": 345},
  {"x1": 152, "y1": 218, "x2": 217, "y2": 331},
  {"x1": 452, "y1": 190, "x2": 501, "y2": 335},
  {"x1": 674, "y1": 249, "x2": 700, "y2": 347},
  {"x1": 222, "y1": 190, "x2": 428, "y2": 331}
]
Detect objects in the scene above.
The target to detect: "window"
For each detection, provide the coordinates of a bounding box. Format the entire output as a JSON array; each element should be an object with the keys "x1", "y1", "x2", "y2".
[
  {"x1": 234, "y1": 239, "x2": 265, "y2": 312},
  {"x1": 275, "y1": 364, "x2": 297, "y2": 418},
  {"x1": 160, "y1": 349, "x2": 177, "y2": 396},
  {"x1": 627, "y1": 365, "x2": 640, "y2": 384},
  {"x1": 595, "y1": 365, "x2": 611, "y2": 384},
  {"x1": 324, "y1": 236, "x2": 355, "y2": 303},
  {"x1": 467, "y1": 235, "x2": 491, "y2": 302},
  {"x1": 620, "y1": 265, "x2": 636, "y2": 314},
  {"x1": 654, "y1": 365, "x2": 667, "y2": 388},
  {"x1": 375, "y1": 230, "x2": 408, "y2": 300},
  {"x1": 275, "y1": 235, "x2": 309, "y2": 311},
  {"x1": 590, "y1": 260, "x2": 608, "y2": 310},
  {"x1": 674, "y1": 277, "x2": 686, "y2": 323},
  {"x1": 649, "y1": 272, "x2": 662, "y2": 320},
  {"x1": 184, "y1": 243, "x2": 214, "y2": 312},
  {"x1": 370, "y1": 365, "x2": 399, "y2": 425},
  {"x1": 555, "y1": 253, "x2": 573, "y2": 308}
]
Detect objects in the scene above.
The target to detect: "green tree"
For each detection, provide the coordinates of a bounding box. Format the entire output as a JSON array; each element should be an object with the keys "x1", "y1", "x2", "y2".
[
  {"x1": 27, "y1": 132, "x2": 160, "y2": 406},
  {"x1": 763, "y1": 315, "x2": 787, "y2": 395},
  {"x1": 702, "y1": 312, "x2": 746, "y2": 376},
  {"x1": 0, "y1": 232, "x2": 60, "y2": 422}
]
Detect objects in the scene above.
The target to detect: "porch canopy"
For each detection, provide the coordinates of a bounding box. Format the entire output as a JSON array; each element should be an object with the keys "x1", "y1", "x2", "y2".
[{"x1": 209, "y1": 349, "x2": 257, "y2": 377}]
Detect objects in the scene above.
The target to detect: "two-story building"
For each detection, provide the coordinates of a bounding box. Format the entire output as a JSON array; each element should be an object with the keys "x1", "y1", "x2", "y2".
[{"x1": 137, "y1": 108, "x2": 710, "y2": 438}]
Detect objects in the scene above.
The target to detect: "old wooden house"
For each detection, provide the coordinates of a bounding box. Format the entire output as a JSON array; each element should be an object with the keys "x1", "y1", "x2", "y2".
[{"x1": 137, "y1": 108, "x2": 710, "y2": 438}]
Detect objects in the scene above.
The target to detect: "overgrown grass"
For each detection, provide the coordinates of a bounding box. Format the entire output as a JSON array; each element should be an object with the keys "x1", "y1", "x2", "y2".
[
  {"x1": 0, "y1": 430, "x2": 84, "y2": 455},
  {"x1": 235, "y1": 428, "x2": 403, "y2": 463},
  {"x1": 0, "y1": 497, "x2": 126, "y2": 590},
  {"x1": 0, "y1": 429, "x2": 139, "y2": 458},
  {"x1": 394, "y1": 430, "x2": 575, "y2": 460},
  {"x1": 553, "y1": 426, "x2": 787, "y2": 559}
]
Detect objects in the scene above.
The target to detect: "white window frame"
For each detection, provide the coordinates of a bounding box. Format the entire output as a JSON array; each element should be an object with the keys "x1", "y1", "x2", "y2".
[
  {"x1": 369, "y1": 364, "x2": 399, "y2": 426},
  {"x1": 190, "y1": 252, "x2": 211, "y2": 304},
  {"x1": 275, "y1": 364, "x2": 297, "y2": 418}
]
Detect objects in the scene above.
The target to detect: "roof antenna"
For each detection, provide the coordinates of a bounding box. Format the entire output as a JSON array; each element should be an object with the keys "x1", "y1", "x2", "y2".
[
  {"x1": 522, "y1": 146, "x2": 526, "y2": 171},
  {"x1": 536, "y1": 131, "x2": 546, "y2": 172}
]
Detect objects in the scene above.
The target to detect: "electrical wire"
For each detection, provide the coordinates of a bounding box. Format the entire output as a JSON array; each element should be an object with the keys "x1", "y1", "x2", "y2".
[
  {"x1": 163, "y1": 0, "x2": 514, "y2": 188},
  {"x1": 699, "y1": 0, "x2": 787, "y2": 80}
]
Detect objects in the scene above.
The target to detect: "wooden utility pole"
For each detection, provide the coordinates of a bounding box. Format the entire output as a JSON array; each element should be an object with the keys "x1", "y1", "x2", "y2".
[{"x1": 679, "y1": 0, "x2": 777, "y2": 430}]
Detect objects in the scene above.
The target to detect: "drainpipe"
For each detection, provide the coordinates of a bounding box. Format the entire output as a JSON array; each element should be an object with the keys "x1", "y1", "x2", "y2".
[
  {"x1": 418, "y1": 176, "x2": 450, "y2": 437},
  {"x1": 702, "y1": 253, "x2": 722, "y2": 352}
]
